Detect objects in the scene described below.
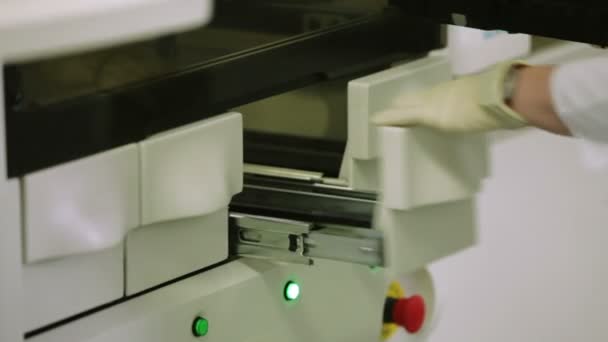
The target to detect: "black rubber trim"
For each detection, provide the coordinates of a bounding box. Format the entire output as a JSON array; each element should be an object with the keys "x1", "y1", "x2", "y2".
[
  {"x1": 383, "y1": 297, "x2": 397, "y2": 323},
  {"x1": 288, "y1": 235, "x2": 300, "y2": 252},
  {"x1": 244, "y1": 132, "x2": 347, "y2": 178},
  {"x1": 230, "y1": 185, "x2": 375, "y2": 228},
  {"x1": 243, "y1": 173, "x2": 377, "y2": 201}
]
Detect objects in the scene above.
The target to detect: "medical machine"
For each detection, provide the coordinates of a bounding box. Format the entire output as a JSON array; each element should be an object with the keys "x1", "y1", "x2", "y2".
[{"x1": 0, "y1": 1, "x2": 604, "y2": 342}]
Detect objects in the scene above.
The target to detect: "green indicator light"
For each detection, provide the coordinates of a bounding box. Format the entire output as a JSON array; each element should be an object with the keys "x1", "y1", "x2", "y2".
[
  {"x1": 284, "y1": 281, "x2": 301, "y2": 301},
  {"x1": 192, "y1": 317, "x2": 209, "y2": 337}
]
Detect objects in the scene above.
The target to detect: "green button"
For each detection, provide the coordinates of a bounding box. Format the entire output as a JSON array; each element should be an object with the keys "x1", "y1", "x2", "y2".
[
  {"x1": 192, "y1": 317, "x2": 209, "y2": 337},
  {"x1": 284, "y1": 281, "x2": 301, "y2": 301}
]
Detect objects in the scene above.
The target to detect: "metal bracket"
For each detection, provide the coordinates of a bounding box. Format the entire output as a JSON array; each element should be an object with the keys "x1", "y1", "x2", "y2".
[{"x1": 230, "y1": 213, "x2": 384, "y2": 267}]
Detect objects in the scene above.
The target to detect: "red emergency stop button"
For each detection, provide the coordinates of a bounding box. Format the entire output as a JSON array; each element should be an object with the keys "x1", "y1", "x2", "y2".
[
  {"x1": 383, "y1": 295, "x2": 426, "y2": 334},
  {"x1": 393, "y1": 295, "x2": 425, "y2": 333}
]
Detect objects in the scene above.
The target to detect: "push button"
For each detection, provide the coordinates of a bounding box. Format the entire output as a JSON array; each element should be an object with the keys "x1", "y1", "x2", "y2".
[
  {"x1": 192, "y1": 316, "x2": 209, "y2": 337},
  {"x1": 383, "y1": 295, "x2": 426, "y2": 334}
]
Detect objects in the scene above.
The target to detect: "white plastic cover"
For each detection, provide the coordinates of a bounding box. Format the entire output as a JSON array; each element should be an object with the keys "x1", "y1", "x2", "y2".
[
  {"x1": 139, "y1": 112, "x2": 243, "y2": 225},
  {"x1": 23, "y1": 145, "x2": 140, "y2": 263},
  {"x1": 127, "y1": 112, "x2": 243, "y2": 294},
  {"x1": 0, "y1": 0, "x2": 214, "y2": 62}
]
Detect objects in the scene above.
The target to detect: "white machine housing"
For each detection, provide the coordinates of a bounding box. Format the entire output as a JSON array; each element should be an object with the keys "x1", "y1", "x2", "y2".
[
  {"x1": 0, "y1": 4, "x2": 542, "y2": 342},
  {"x1": 1, "y1": 1, "x2": 214, "y2": 341}
]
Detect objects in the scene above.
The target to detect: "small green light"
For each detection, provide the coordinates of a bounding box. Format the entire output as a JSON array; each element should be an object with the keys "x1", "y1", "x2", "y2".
[
  {"x1": 192, "y1": 317, "x2": 209, "y2": 337},
  {"x1": 284, "y1": 281, "x2": 301, "y2": 301}
]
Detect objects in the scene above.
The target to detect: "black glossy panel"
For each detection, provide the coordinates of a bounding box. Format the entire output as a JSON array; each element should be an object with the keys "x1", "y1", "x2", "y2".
[
  {"x1": 244, "y1": 131, "x2": 346, "y2": 177},
  {"x1": 394, "y1": 0, "x2": 608, "y2": 45},
  {"x1": 5, "y1": 1, "x2": 441, "y2": 178},
  {"x1": 231, "y1": 184, "x2": 375, "y2": 228}
]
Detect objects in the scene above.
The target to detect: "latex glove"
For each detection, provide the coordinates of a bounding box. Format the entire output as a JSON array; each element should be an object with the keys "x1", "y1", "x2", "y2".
[{"x1": 372, "y1": 61, "x2": 528, "y2": 132}]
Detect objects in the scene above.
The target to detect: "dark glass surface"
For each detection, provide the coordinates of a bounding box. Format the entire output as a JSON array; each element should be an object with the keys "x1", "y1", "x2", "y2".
[
  {"x1": 10, "y1": 0, "x2": 385, "y2": 108},
  {"x1": 4, "y1": 0, "x2": 441, "y2": 177}
]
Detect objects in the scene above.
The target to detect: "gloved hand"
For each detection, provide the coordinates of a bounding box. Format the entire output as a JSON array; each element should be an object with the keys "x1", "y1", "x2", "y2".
[{"x1": 372, "y1": 61, "x2": 529, "y2": 132}]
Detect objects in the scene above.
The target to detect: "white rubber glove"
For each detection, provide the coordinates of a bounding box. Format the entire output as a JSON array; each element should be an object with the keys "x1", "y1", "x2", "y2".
[{"x1": 372, "y1": 61, "x2": 528, "y2": 132}]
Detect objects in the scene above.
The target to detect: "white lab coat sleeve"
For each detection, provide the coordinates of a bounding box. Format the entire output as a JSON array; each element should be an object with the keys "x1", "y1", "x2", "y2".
[{"x1": 551, "y1": 56, "x2": 608, "y2": 170}]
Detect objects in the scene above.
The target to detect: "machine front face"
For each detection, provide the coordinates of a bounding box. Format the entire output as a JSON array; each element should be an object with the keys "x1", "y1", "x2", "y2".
[
  {"x1": 1, "y1": 1, "x2": 455, "y2": 342},
  {"x1": 1, "y1": 0, "x2": 602, "y2": 340}
]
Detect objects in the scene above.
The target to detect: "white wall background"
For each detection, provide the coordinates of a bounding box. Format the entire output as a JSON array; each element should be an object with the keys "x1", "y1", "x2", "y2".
[{"x1": 429, "y1": 129, "x2": 608, "y2": 341}]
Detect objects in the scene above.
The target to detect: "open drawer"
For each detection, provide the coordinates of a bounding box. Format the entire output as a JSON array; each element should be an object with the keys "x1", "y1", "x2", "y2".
[
  {"x1": 234, "y1": 55, "x2": 488, "y2": 275},
  {"x1": 227, "y1": 58, "x2": 489, "y2": 341},
  {"x1": 21, "y1": 112, "x2": 242, "y2": 330}
]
